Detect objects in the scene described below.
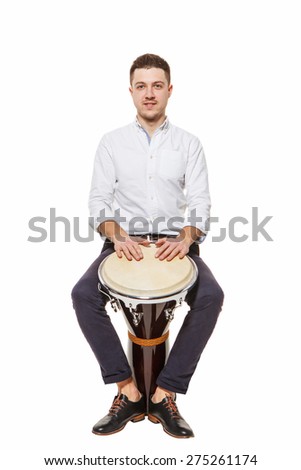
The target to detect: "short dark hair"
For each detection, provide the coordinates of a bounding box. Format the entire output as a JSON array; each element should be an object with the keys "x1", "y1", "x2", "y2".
[{"x1": 130, "y1": 53, "x2": 171, "y2": 84}]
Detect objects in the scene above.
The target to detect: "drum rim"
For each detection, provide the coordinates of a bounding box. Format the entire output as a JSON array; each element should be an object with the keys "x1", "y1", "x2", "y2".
[{"x1": 98, "y1": 254, "x2": 198, "y2": 301}]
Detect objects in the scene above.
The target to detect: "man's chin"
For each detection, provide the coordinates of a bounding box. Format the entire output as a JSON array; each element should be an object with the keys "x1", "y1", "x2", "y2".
[{"x1": 139, "y1": 111, "x2": 162, "y2": 122}]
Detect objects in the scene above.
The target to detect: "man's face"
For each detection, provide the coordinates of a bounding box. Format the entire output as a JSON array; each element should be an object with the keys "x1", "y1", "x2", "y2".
[{"x1": 129, "y1": 68, "x2": 173, "y2": 122}]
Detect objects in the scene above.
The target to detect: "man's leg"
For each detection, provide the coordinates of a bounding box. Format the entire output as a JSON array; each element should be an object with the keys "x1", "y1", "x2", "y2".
[
  {"x1": 155, "y1": 249, "x2": 224, "y2": 393},
  {"x1": 71, "y1": 241, "x2": 146, "y2": 435},
  {"x1": 149, "y1": 245, "x2": 224, "y2": 437},
  {"x1": 71, "y1": 243, "x2": 132, "y2": 384}
]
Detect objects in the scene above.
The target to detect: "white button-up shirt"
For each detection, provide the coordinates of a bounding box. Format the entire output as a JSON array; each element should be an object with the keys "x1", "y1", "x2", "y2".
[{"x1": 89, "y1": 118, "x2": 211, "y2": 238}]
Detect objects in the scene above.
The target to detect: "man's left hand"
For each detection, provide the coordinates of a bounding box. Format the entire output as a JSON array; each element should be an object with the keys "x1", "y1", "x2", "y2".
[{"x1": 155, "y1": 237, "x2": 191, "y2": 261}]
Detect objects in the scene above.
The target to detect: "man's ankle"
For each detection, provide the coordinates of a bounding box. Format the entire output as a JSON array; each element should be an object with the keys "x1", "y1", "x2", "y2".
[
  {"x1": 117, "y1": 378, "x2": 141, "y2": 402},
  {"x1": 151, "y1": 387, "x2": 175, "y2": 403}
]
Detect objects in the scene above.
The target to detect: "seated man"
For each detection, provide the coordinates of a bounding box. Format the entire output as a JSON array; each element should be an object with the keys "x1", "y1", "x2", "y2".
[{"x1": 72, "y1": 53, "x2": 224, "y2": 438}]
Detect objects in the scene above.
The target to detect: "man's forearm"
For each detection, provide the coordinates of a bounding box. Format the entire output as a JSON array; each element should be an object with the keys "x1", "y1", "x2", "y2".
[
  {"x1": 98, "y1": 220, "x2": 129, "y2": 243},
  {"x1": 177, "y1": 226, "x2": 204, "y2": 245}
]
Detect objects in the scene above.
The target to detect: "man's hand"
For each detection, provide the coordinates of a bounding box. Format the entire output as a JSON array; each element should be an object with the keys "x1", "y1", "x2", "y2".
[
  {"x1": 113, "y1": 236, "x2": 150, "y2": 261},
  {"x1": 155, "y1": 226, "x2": 203, "y2": 261},
  {"x1": 155, "y1": 237, "x2": 190, "y2": 261},
  {"x1": 98, "y1": 220, "x2": 150, "y2": 261}
]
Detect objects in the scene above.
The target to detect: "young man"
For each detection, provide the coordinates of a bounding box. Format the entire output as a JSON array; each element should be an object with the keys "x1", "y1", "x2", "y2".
[{"x1": 72, "y1": 53, "x2": 224, "y2": 438}]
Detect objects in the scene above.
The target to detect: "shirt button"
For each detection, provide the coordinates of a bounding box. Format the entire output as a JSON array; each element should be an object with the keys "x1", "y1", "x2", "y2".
[
  {"x1": 149, "y1": 176, "x2": 153, "y2": 180},
  {"x1": 150, "y1": 155, "x2": 154, "y2": 159}
]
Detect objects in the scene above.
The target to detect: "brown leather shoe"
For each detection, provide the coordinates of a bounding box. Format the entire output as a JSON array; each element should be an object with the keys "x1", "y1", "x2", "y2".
[
  {"x1": 148, "y1": 395, "x2": 194, "y2": 438},
  {"x1": 92, "y1": 394, "x2": 146, "y2": 436}
]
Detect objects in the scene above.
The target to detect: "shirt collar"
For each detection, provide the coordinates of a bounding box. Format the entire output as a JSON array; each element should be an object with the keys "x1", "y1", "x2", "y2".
[{"x1": 134, "y1": 116, "x2": 170, "y2": 134}]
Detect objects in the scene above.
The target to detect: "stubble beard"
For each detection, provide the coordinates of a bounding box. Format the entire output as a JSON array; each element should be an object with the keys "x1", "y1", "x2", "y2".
[{"x1": 139, "y1": 107, "x2": 165, "y2": 124}]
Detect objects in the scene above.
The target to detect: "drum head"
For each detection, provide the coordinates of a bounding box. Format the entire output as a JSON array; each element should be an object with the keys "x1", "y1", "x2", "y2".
[{"x1": 98, "y1": 244, "x2": 197, "y2": 300}]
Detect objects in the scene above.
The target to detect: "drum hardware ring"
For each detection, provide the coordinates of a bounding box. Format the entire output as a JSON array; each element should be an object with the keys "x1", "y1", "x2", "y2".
[
  {"x1": 164, "y1": 308, "x2": 175, "y2": 322},
  {"x1": 129, "y1": 303, "x2": 144, "y2": 326},
  {"x1": 164, "y1": 298, "x2": 184, "y2": 321},
  {"x1": 98, "y1": 283, "x2": 120, "y2": 313}
]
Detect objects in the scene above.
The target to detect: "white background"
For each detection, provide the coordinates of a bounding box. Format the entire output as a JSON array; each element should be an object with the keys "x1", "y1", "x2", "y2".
[{"x1": 1, "y1": 1, "x2": 300, "y2": 468}]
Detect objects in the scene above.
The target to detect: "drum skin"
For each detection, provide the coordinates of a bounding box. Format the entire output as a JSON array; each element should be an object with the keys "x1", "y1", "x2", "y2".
[{"x1": 99, "y1": 244, "x2": 196, "y2": 300}]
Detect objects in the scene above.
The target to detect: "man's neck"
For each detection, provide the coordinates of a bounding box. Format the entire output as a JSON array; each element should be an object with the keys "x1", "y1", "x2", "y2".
[{"x1": 137, "y1": 115, "x2": 167, "y2": 137}]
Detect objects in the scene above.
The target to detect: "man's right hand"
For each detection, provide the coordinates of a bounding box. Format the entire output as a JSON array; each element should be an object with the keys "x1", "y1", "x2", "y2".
[
  {"x1": 98, "y1": 220, "x2": 150, "y2": 261},
  {"x1": 113, "y1": 236, "x2": 150, "y2": 261}
]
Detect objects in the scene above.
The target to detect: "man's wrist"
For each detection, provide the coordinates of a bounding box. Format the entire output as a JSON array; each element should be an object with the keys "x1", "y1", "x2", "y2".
[
  {"x1": 112, "y1": 232, "x2": 130, "y2": 244},
  {"x1": 177, "y1": 226, "x2": 203, "y2": 245},
  {"x1": 99, "y1": 220, "x2": 129, "y2": 243}
]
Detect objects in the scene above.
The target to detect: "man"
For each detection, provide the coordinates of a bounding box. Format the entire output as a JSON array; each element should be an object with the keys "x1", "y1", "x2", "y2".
[{"x1": 72, "y1": 53, "x2": 224, "y2": 438}]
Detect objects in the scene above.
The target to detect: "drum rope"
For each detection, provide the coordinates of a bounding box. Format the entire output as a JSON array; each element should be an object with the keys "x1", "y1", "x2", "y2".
[{"x1": 128, "y1": 330, "x2": 169, "y2": 347}]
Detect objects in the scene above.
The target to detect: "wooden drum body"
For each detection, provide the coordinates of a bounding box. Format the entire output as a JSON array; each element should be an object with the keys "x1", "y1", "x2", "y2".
[{"x1": 98, "y1": 244, "x2": 197, "y2": 406}]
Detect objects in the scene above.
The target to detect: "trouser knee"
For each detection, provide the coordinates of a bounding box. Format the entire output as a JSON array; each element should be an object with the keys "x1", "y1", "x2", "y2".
[
  {"x1": 212, "y1": 284, "x2": 224, "y2": 310},
  {"x1": 71, "y1": 278, "x2": 104, "y2": 311}
]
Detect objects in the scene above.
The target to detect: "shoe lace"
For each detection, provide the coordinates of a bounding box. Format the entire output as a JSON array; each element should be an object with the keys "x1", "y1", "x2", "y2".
[
  {"x1": 163, "y1": 395, "x2": 180, "y2": 419},
  {"x1": 108, "y1": 395, "x2": 127, "y2": 416}
]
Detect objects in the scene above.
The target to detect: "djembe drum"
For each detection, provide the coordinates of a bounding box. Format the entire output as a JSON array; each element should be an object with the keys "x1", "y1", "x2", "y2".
[{"x1": 98, "y1": 244, "x2": 197, "y2": 409}]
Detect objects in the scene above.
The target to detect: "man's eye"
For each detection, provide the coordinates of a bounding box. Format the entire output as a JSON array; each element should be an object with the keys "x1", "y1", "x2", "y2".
[
  {"x1": 137, "y1": 85, "x2": 144, "y2": 89},
  {"x1": 154, "y1": 84, "x2": 162, "y2": 89}
]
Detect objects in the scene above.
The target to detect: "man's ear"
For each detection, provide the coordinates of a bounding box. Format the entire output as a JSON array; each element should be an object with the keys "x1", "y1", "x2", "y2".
[
  {"x1": 129, "y1": 86, "x2": 133, "y2": 96},
  {"x1": 168, "y1": 84, "x2": 173, "y2": 97}
]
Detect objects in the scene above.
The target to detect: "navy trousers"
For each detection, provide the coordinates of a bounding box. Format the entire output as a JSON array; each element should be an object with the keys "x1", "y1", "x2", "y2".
[{"x1": 71, "y1": 240, "x2": 224, "y2": 394}]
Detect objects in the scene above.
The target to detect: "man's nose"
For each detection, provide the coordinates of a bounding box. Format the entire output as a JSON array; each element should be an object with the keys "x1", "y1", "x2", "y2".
[{"x1": 145, "y1": 86, "x2": 155, "y2": 99}]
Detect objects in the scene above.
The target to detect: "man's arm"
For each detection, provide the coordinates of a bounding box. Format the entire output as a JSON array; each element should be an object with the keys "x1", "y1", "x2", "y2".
[
  {"x1": 155, "y1": 137, "x2": 210, "y2": 261},
  {"x1": 89, "y1": 136, "x2": 116, "y2": 231}
]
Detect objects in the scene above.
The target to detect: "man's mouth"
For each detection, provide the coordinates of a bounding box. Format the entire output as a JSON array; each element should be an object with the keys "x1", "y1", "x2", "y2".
[{"x1": 143, "y1": 102, "x2": 157, "y2": 108}]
